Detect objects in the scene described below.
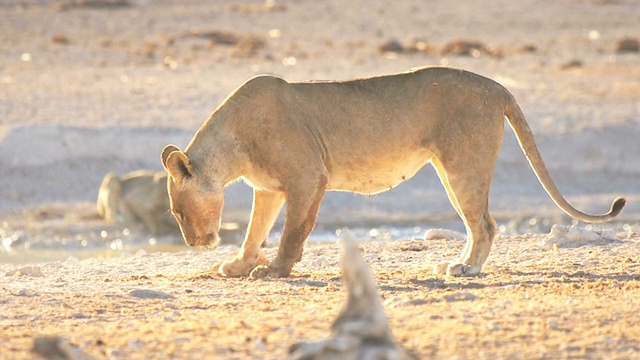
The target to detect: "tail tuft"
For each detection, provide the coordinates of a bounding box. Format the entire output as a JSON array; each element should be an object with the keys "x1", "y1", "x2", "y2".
[{"x1": 610, "y1": 197, "x2": 627, "y2": 217}]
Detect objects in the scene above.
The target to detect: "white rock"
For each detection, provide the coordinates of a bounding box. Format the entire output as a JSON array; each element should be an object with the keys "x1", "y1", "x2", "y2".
[
  {"x1": 444, "y1": 292, "x2": 478, "y2": 302},
  {"x1": 311, "y1": 256, "x2": 330, "y2": 268},
  {"x1": 128, "y1": 289, "x2": 173, "y2": 299},
  {"x1": 32, "y1": 336, "x2": 80, "y2": 360},
  {"x1": 6, "y1": 265, "x2": 44, "y2": 277},
  {"x1": 163, "y1": 302, "x2": 176, "y2": 309},
  {"x1": 565, "y1": 226, "x2": 602, "y2": 242},
  {"x1": 65, "y1": 256, "x2": 80, "y2": 266},
  {"x1": 598, "y1": 228, "x2": 618, "y2": 241},
  {"x1": 255, "y1": 340, "x2": 267, "y2": 351},
  {"x1": 543, "y1": 225, "x2": 618, "y2": 247},
  {"x1": 424, "y1": 228, "x2": 466, "y2": 241}
]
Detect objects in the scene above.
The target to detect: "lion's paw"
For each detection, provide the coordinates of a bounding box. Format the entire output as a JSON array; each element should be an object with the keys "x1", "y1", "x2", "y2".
[
  {"x1": 249, "y1": 265, "x2": 270, "y2": 279},
  {"x1": 249, "y1": 263, "x2": 293, "y2": 279},
  {"x1": 217, "y1": 251, "x2": 269, "y2": 277},
  {"x1": 434, "y1": 261, "x2": 480, "y2": 276}
]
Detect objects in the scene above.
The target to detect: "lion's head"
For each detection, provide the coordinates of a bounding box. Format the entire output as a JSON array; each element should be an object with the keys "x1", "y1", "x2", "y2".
[{"x1": 161, "y1": 145, "x2": 223, "y2": 247}]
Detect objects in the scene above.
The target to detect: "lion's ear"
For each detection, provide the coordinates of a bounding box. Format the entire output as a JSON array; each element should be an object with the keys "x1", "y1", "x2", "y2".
[
  {"x1": 161, "y1": 144, "x2": 181, "y2": 168},
  {"x1": 161, "y1": 145, "x2": 194, "y2": 181}
]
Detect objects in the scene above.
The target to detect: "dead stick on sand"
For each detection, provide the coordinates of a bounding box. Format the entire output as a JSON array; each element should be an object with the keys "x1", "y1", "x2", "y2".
[{"x1": 288, "y1": 233, "x2": 413, "y2": 360}]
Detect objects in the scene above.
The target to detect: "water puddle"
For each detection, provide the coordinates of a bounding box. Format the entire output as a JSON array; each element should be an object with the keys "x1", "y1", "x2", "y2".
[{"x1": 1, "y1": 204, "x2": 636, "y2": 266}]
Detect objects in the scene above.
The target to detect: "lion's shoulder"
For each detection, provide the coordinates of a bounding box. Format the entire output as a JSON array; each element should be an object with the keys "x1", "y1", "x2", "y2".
[{"x1": 241, "y1": 74, "x2": 289, "y2": 93}]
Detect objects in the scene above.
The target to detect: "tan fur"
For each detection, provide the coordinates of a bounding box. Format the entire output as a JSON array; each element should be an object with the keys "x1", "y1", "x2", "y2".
[
  {"x1": 161, "y1": 66, "x2": 625, "y2": 278},
  {"x1": 96, "y1": 170, "x2": 178, "y2": 235}
]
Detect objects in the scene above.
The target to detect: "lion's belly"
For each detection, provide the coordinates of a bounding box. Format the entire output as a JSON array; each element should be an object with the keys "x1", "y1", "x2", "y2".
[{"x1": 326, "y1": 151, "x2": 432, "y2": 195}]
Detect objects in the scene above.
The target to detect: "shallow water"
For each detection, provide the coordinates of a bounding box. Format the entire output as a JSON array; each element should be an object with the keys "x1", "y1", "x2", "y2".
[{"x1": 2, "y1": 217, "x2": 637, "y2": 266}]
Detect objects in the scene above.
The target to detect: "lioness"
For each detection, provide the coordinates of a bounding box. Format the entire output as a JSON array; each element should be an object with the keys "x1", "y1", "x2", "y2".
[
  {"x1": 96, "y1": 170, "x2": 178, "y2": 235},
  {"x1": 161, "y1": 66, "x2": 625, "y2": 278}
]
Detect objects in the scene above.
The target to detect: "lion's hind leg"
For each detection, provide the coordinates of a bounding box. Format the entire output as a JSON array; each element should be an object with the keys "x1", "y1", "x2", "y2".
[{"x1": 431, "y1": 153, "x2": 499, "y2": 276}]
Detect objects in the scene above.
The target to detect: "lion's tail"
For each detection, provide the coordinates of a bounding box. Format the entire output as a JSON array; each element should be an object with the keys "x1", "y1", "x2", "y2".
[{"x1": 503, "y1": 93, "x2": 625, "y2": 223}]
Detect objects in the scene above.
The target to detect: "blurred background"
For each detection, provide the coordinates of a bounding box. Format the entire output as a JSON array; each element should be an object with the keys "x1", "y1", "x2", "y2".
[{"x1": 1, "y1": 0, "x2": 639, "y2": 262}]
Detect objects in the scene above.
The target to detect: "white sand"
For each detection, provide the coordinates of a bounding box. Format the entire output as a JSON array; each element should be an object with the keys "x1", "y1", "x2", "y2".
[{"x1": 1, "y1": 0, "x2": 639, "y2": 232}]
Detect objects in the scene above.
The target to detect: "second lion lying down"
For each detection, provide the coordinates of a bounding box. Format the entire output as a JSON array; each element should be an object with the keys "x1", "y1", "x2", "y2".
[{"x1": 161, "y1": 66, "x2": 625, "y2": 278}]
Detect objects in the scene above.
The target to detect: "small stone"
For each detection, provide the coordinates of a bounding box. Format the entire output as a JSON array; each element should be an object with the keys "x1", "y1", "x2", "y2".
[
  {"x1": 404, "y1": 299, "x2": 428, "y2": 306},
  {"x1": 255, "y1": 340, "x2": 267, "y2": 351},
  {"x1": 128, "y1": 289, "x2": 174, "y2": 299},
  {"x1": 560, "y1": 59, "x2": 583, "y2": 70},
  {"x1": 17, "y1": 288, "x2": 34, "y2": 297},
  {"x1": 106, "y1": 348, "x2": 123, "y2": 359},
  {"x1": 8, "y1": 266, "x2": 44, "y2": 277},
  {"x1": 135, "y1": 249, "x2": 148, "y2": 257},
  {"x1": 127, "y1": 340, "x2": 144, "y2": 349},
  {"x1": 518, "y1": 43, "x2": 538, "y2": 53},
  {"x1": 32, "y1": 336, "x2": 78, "y2": 360},
  {"x1": 424, "y1": 228, "x2": 466, "y2": 241},
  {"x1": 378, "y1": 39, "x2": 404, "y2": 54},
  {"x1": 311, "y1": 256, "x2": 329, "y2": 268},
  {"x1": 616, "y1": 38, "x2": 640, "y2": 53},
  {"x1": 441, "y1": 39, "x2": 492, "y2": 57},
  {"x1": 51, "y1": 34, "x2": 70, "y2": 45},
  {"x1": 65, "y1": 257, "x2": 80, "y2": 266},
  {"x1": 598, "y1": 229, "x2": 618, "y2": 241},
  {"x1": 71, "y1": 312, "x2": 87, "y2": 319},
  {"x1": 444, "y1": 292, "x2": 478, "y2": 302}
]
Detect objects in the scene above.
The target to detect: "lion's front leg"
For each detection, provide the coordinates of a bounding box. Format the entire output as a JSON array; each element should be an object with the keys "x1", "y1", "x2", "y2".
[
  {"x1": 251, "y1": 176, "x2": 327, "y2": 279},
  {"x1": 217, "y1": 190, "x2": 284, "y2": 277},
  {"x1": 434, "y1": 260, "x2": 481, "y2": 276},
  {"x1": 217, "y1": 250, "x2": 270, "y2": 277}
]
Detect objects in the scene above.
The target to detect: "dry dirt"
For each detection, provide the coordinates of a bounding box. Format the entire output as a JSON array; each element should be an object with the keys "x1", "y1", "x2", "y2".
[
  {"x1": 2, "y1": 0, "x2": 640, "y2": 359},
  {"x1": 3, "y1": 233, "x2": 640, "y2": 359}
]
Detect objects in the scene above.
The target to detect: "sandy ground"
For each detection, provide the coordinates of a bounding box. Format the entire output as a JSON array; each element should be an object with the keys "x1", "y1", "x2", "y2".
[
  {"x1": 1, "y1": 0, "x2": 640, "y2": 359},
  {"x1": 3, "y1": 232, "x2": 640, "y2": 359},
  {"x1": 1, "y1": 0, "x2": 639, "y2": 222}
]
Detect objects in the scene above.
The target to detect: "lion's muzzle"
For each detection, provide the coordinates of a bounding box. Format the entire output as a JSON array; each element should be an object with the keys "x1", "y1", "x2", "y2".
[{"x1": 185, "y1": 232, "x2": 220, "y2": 247}]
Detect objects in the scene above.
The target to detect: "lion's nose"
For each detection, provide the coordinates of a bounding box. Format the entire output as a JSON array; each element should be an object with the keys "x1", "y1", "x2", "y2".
[
  {"x1": 205, "y1": 232, "x2": 220, "y2": 247},
  {"x1": 186, "y1": 233, "x2": 220, "y2": 247}
]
